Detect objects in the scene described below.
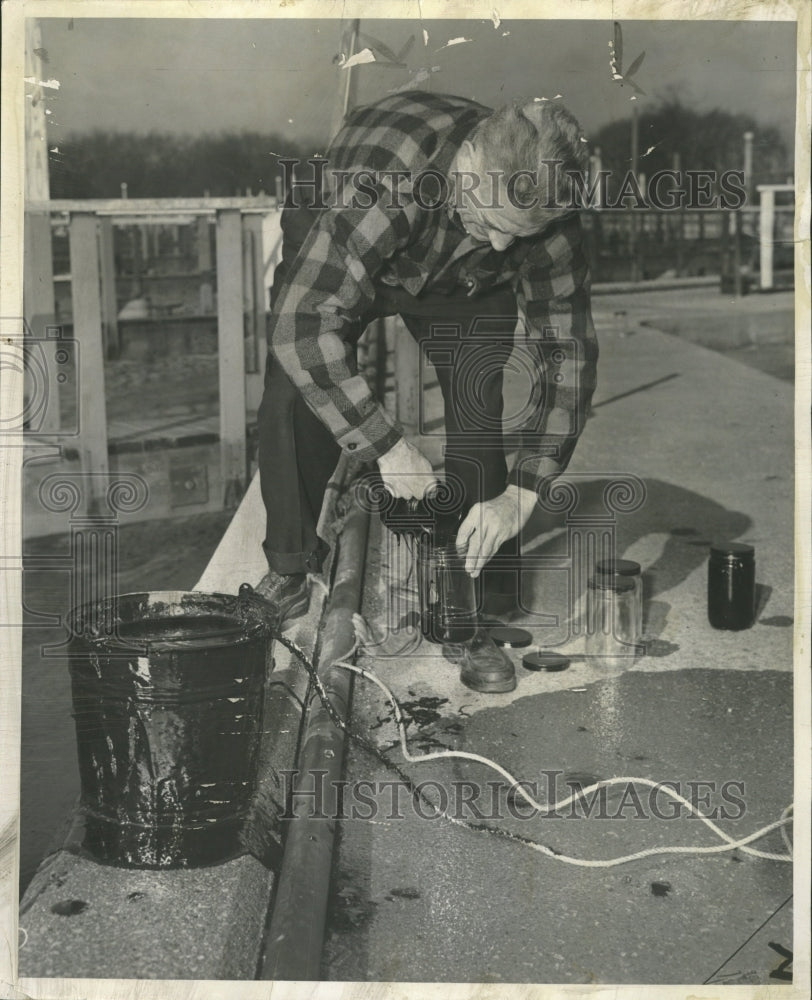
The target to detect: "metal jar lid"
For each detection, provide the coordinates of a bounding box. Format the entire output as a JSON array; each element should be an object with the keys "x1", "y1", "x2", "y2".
[
  {"x1": 596, "y1": 558, "x2": 641, "y2": 577},
  {"x1": 709, "y1": 542, "x2": 755, "y2": 561},
  {"x1": 490, "y1": 626, "x2": 533, "y2": 648},
  {"x1": 522, "y1": 652, "x2": 570, "y2": 672},
  {"x1": 588, "y1": 574, "x2": 636, "y2": 592}
]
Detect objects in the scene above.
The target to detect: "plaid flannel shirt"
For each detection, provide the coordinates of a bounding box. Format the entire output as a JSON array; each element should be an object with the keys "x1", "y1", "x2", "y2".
[{"x1": 270, "y1": 91, "x2": 598, "y2": 492}]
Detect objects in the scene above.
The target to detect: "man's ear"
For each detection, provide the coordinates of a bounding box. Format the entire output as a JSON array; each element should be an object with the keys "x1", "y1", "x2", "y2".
[{"x1": 457, "y1": 139, "x2": 477, "y2": 169}]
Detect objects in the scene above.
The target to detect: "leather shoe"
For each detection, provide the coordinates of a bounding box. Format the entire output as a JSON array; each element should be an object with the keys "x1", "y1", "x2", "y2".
[
  {"x1": 255, "y1": 571, "x2": 310, "y2": 626},
  {"x1": 443, "y1": 628, "x2": 517, "y2": 694}
]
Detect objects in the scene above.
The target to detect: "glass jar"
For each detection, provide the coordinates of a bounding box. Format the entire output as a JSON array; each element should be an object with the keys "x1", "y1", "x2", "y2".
[
  {"x1": 595, "y1": 558, "x2": 643, "y2": 642},
  {"x1": 708, "y1": 542, "x2": 755, "y2": 630},
  {"x1": 585, "y1": 573, "x2": 640, "y2": 672},
  {"x1": 419, "y1": 539, "x2": 477, "y2": 644}
]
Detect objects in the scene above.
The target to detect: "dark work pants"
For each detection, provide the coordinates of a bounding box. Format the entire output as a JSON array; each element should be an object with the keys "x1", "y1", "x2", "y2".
[{"x1": 257, "y1": 275, "x2": 522, "y2": 601}]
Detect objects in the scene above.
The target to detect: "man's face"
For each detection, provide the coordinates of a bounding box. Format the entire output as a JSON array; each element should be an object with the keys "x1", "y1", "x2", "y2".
[
  {"x1": 457, "y1": 201, "x2": 546, "y2": 251},
  {"x1": 452, "y1": 140, "x2": 568, "y2": 251}
]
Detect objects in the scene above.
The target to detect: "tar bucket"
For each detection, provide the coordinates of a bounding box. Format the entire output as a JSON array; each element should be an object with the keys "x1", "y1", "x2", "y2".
[{"x1": 66, "y1": 585, "x2": 279, "y2": 869}]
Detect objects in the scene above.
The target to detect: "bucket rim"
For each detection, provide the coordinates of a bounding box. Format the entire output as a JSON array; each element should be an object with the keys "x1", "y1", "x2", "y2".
[{"x1": 66, "y1": 587, "x2": 280, "y2": 649}]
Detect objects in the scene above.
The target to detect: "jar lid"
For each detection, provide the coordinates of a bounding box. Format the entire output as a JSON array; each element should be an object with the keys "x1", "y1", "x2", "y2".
[
  {"x1": 522, "y1": 652, "x2": 570, "y2": 672},
  {"x1": 596, "y1": 558, "x2": 641, "y2": 577},
  {"x1": 710, "y1": 542, "x2": 755, "y2": 560},
  {"x1": 490, "y1": 626, "x2": 533, "y2": 648},
  {"x1": 588, "y1": 574, "x2": 636, "y2": 592}
]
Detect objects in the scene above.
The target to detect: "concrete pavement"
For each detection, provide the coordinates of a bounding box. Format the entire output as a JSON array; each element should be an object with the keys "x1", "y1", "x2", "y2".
[{"x1": 323, "y1": 286, "x2": 797, "y2": 983}]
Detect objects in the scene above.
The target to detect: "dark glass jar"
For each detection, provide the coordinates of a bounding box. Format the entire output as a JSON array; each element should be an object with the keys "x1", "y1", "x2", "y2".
[
  {"x1": 708, "y1": 542, "x2": 756, "y2": 630},
  {"x1": 419, "y1": 539, "x2": 477, "y2": 644}
]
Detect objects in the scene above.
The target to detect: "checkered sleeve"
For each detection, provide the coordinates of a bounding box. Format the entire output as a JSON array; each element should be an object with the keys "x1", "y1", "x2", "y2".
[
  {"x1": 270, "y1": 196, "x2": 424, "y2": 463},
  {"x1": 510, "y1": 214, "x2": 599, "y2": 492}
]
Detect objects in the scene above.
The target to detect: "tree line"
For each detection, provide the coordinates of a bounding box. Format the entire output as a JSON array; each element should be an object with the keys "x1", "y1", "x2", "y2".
[
  {"x1": 48, "y1": 98, "x2": 790, "y2": 200},
  {"x1": 49, "y1": 131, "x2": 322, "y2": 199}
]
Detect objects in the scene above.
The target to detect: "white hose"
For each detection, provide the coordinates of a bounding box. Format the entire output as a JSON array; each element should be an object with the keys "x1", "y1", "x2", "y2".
[{"x1": 330, "y1": 633, "x2": 793, "y2": 868}]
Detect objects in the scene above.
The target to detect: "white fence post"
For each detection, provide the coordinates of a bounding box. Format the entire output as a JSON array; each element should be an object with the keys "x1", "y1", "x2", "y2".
[
  {"x1": 23, "y1": 210, "x2": 60, "y2": 433},
  {"x1": 98, "y1": 217, "x2": 120, "y2": 357},
  {"x1": 759, "y1": 187, "x2": 776, "y2": 291},
  {"x1": 216, "y1": 208, "x2": 247, "y2": 506},
  {"x1": 69, "y1": 212, "x2": 109, "y2": 512}
]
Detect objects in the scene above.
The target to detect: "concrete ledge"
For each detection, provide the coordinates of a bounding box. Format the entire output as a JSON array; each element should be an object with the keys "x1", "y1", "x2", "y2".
[{"x1": 19, "y1": 851, "x2": 274, "y2": 980}]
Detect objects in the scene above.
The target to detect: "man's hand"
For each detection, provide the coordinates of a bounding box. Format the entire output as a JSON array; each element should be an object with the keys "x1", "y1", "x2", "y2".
[
  {"x1": 377, "y1": 438, "x2": 439, "y2": 499},
  {"x1": 456, "y1": 485, "x2": 537, "y2": 577}
]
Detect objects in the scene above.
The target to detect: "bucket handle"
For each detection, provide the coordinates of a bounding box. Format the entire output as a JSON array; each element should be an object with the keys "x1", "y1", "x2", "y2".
[{"x1": 237, "y1": 582, "x2": 282, "y2": 635}]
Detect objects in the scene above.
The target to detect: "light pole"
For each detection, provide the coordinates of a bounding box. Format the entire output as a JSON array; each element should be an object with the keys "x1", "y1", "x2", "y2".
[{"x1": 630, "y1": 102, "x2": 640, "y2": 281}]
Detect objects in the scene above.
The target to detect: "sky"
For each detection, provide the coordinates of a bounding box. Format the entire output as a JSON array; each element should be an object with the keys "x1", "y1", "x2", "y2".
[{"x1": 35, "y1": 16, "x2": 798, "y2": 151}]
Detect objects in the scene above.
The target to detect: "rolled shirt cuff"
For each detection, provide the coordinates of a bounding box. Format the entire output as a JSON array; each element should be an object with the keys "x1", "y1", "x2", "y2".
[{"x1": 336, "y1": 402, "x2": 404, "y2": 464}]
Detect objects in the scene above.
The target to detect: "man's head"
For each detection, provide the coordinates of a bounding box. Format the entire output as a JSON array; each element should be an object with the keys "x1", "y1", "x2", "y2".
[{"x1": 449, "y1": 99, "x2": 588, "y2": 251}]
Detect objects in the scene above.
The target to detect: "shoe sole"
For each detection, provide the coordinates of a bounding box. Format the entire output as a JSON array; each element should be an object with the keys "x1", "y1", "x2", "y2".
[{"x1": 459, "y1": 668, "x2": 517, "y2": 694}]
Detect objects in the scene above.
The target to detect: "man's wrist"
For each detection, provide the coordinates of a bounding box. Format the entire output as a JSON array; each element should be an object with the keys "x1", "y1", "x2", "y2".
[
  {"x1": 377, "y1": 435, "x2": 407, "y2": 467},
  {"x1": 502, "y1": 483, "x2": 538, "y2": 509}
]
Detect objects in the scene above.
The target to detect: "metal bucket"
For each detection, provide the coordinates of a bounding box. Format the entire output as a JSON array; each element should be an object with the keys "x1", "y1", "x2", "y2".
[{"x1": 67, "y1": 586, "x2": 278, "y2": 868}]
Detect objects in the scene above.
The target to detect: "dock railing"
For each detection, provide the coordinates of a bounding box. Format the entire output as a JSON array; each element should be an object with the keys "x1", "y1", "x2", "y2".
[{"x1": 23, "y1": 196, "x2": 283, "y2": 517}]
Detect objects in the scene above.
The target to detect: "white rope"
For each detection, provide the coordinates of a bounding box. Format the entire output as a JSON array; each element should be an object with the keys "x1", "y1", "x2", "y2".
[
  {"x1": 328, "y1": 623, "x2": 793, "y2": 868},
  {"x1": 306, "y1": 572, "x2": 331, "y2": 600}
]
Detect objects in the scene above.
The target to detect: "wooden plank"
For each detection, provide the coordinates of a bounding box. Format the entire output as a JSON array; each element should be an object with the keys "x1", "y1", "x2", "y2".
[
  {"x1": 23, "y1": 210, "x2": 60, "y2": 433},
  {"x1": 243, "y1": 213, "x2": 271, "y2": 392},
  {"x1": 196, "y1": 214, "x2": 212, "y2": 271},
  {"x1": 242, "y1": 216, "x2": 259, "y2": 374},
  {"x1": 394, "y1": 323, "x2": 421, "y2": 436},
  {"x1": 216, "y1": 208, "x2": 247, "y2": 506},
  {"x1": 98, "y1": 217, "x2": 120, "y2": 358},
  {"x1": 29, "y1": 197, "x2": 279, "y2": 215},
  {"x1": 69, "y1": 213, "x2": 109, "y2": 512}
]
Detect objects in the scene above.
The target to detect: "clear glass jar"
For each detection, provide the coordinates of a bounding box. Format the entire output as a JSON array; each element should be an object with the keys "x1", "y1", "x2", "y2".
[
  {"x1": 585, "y1": 573, "x2": 640, "y2": 672},
  {"x1": 419, "y1": 540, "x2": 477, "y2": 644},
  {"x1": 595, "y1": 558, "x2": 643, "y2": 642}
]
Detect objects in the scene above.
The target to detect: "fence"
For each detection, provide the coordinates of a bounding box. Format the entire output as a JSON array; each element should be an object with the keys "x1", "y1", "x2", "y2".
[
  {"x1": 583, "y1": 184, "x2": 795, "y2": 289},
  {"x1": 23, "y1": 197, "x2": 283, "y2": 520},
  {"x1": 22, "y1": 186, "x2": 794, "y2": 531}
]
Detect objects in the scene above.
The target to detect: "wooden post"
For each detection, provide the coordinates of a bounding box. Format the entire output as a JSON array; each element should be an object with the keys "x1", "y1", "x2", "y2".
[
  {"x1": 69, "y1": 213, "x2": 109, "y2": 513},
  {"x1": 197, "y1": 214, "x2": 214, "y2": 313},
  {"x1": 733, "y1": 209, "x2": 743, "y2": 296},
  {"x1": 197, "y1": 214, "x2": 212, "y2": 270},
  {"x1": 394, "y1": 326, "x2": 421, "y2": 437},
  {"x1": 23, "y1": 210, "x2": 60, "y2": 433},
  {"x1": 241, "y1": 216, "x2": 259, "y2": 374},
  {"x1": 216, "y1": 209, "x2": 247, "y2": 507},
  {"x1": 629, "y1": 103, "x2": 639, "y2": 282},
  {"x1": 759, "y1": 187, "x2": 775, "y2": 291},
  {"x1": 98, "y1": 217, "x2": 120, "y2": 358},
  {"x1": 242, "y1": 214, "x2": 270, "y2": 414},
  {"x1": 672, "y1": 153, "x2": 684, "y2": 277},
  {"x1": 720, "y1": 207, "x2": 730, "y2": 292}
]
